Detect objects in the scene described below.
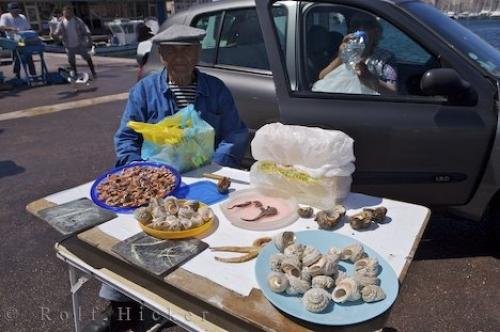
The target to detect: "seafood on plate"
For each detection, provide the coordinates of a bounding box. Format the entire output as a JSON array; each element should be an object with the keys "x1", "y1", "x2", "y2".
[
  {"x1": 361, "y1": 285, "x2": 386, "y2": 303},
  {"x1": 273, "y1": 231, "x2": 295, "y2": 253},
  {"x1": 332, "y1": 277, "x2": 361, "y2": 303},
  {"x1": 302, "y1": 288, "x2": 331, "y2": 313},
  {"x1": 134, "y1": 196, "x2": 214, "y2": 232},
  {"x1": 265, "y1": 234, "x2": 387, "y2": 313},
  {"x1": 97, "y1": 166, "x2": 177, "y2": 207}
]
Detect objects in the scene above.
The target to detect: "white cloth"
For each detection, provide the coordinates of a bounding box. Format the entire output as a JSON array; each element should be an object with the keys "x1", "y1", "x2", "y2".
[
  {"x1": 312, "y1": 63, "x2": 379, "y2": 95},
  {"x1": 0, "y1": 13, "x2": 30, "y2": 38},
  {"x1": 62, "y1": 18, "x2": 80, "y2": 48}
]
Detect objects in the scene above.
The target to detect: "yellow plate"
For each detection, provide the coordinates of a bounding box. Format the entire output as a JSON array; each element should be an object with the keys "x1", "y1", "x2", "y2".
[
  {"x1": 138, "y1": 201, "x2": 216, "y2": 239},
  {"x1": 139, "y1": 219, "x2": 214, "y2": 239}
]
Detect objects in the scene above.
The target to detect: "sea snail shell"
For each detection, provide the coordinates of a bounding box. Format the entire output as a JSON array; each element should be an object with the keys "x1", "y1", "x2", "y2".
[
  {"x1": 312, "y1": 275, "x2": 335, "y2": 289},
  {"x1": 361, "y1": 285, "x2": 386, "y2": 302},
  {"x1": 267, "y1": 272, "x2": 289, "y2": 293},
  {"x1": 273, "y1": 231, "x2": 295, "y2": 253},
  {"x1": 302, "y1": 288, "x2": 331, "y2": 313},
  {"x1": 332, "y1": 277, "x2": 361, "y2": 303}
]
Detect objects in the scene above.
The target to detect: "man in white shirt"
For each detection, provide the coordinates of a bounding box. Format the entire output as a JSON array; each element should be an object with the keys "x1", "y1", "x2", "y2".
[
  {"x1": 0, "y1": 2, "x2": 35, "y2": 78},
  {"x1": 51, "y1": 5, "x2": 96, "y2": 79}
]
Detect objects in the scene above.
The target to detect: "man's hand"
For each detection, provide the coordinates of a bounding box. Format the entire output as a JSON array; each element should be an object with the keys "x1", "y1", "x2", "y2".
[
  {"x1": 337, "y1": 33, "x2": 355, "y2": 60},
  {"x1": 355, "y1": 62, "x2": 373, "y2": 82}
]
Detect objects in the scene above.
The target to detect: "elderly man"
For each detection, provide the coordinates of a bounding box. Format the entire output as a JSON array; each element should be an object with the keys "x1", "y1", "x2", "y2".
[
  {"x1": 84, "y1": 25, "x2": 249, "y2": 332},
  {"x1": 50, "y1": 5, "x2": 96, "y2": 79},
  {"x1": 0, "y1": 2, "x2": 35, "y2": 78},
  {"x1": 114, "y1": 24, "x2": 249, "y2": 168}
]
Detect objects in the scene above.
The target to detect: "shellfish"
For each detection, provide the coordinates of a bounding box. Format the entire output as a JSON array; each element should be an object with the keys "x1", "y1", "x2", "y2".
[
  {"x1": 283, "y1": 243, "x2": 305, "y2": 257},
  {"x1": 354, "y1": 272, "x2": 380, "y2": 287},
  {"x1": 281, "y1": 255, "x2": 301, "y2": 277},
  {"x1": 269, "y1": 253, "x2": 285, "y2": 272},
  {"x1": 164, "y1": 199, "x2": 178, "y2": 215},
  {"x1": 314, "y1": 205, "x2": 346, "y2": 230},
  {"x1": 242, "y1": 206, "x2": 278, "y2": 222},
  {"x1": 312, "y1": 275, "x2": 335, "y2": 289},
  {"x1": 285, "y1": 275, "x2": 311, "y2": 295},
  {"x1": 340, "y1": 243, "x2": 365, "y2": 262},
  {"x1": 273, "y1": 231, "x2": 295, "y2": 253},
  {"x1": 178, "y1": 205, "x2": 195, "y2": 219},
  {"x1": 349, "y1": 209, "x2": 374, "y2": 230},
  {"x1": 372, "y1": 206, "x2": 388, "y2": 223},
  {"x1": 182, "y1": 200, "x2": 200, "y2": 212},
  {"x1": 198, "y1": 206, "x2": 215, "y2": 222},
  {"x1": 354, "y1": 257, "x2": 379, "y2": 272},
  {"x1": 302, "y1": 246, "x2": 322, "y2": 267},
  {"x1": 331, "y1": 278, "x2": 361, "y2": 303},
  {"x1": 297, "y1": 207, "x2": 314, "y2": 218},
  {"x1": 308, "y1": 255, "x2": 337, "y2": 277},
  {"x1": 361, "y1": 285, "x2": 386, "y2": 303},
  {"x1": 302, "y1": 288, "x2": 331, "y2": 313},
  {"x1": 134, "y1": 207, "x2": 152, "y2": 224},
  {"x1": 335, "y1": 271, "x2": 348, "y2": 286},
  {"x1": 349, "y1": 206, "x2": 388, "y2": 229},
  {"x1": 179, "y1": 218, "x2": 193, "y2": 230},
  {"x1": 190, "y1": 213, "x2": 204, "y2": 227},
  {"x1": 300, "y1": 268, "x2": 313, "y2": 283},
  {"x1": 217, "y1": 176, "x2": 231, "y2": 194},
  {"x1": 267, "y1": 272, "x2": 289, "y2": 293}
]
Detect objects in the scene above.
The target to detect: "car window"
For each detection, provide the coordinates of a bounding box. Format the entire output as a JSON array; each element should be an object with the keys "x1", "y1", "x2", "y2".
[
  {"x1": 298, "y1": 3, "x2": 439, "y2": 96},
  {"x1": 193, "y1": 12, "x2": 223, "y2": 64},
  {"x1": 212, "y1": 6, "x2": 287, "y2": 71},
  {"x1": 217, "y1": 8, "x2": 270, "y2": 70}
]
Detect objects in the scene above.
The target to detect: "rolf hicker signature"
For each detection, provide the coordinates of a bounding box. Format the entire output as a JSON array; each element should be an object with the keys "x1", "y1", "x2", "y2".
[{"x1": 0, "y1": 306, "x2": 210, "y2": 322}]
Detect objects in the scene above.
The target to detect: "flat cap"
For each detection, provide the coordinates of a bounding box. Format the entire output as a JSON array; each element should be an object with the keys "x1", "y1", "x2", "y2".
[
  {"x1": 8, "y1": 2, "x2": 20, "y2": 10},
  {"x1": 152, "y1": 24, "x2": 206, "y2": 45}
]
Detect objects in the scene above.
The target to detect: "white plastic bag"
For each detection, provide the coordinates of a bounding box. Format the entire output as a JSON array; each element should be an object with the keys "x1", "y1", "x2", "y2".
[
  {"x1": 250, "y1": 123, "x2": 355, "y2": 209},
  {"x1": 312, "y1": 63, "x2": 379, "y2": 95},
  {"x1": 251, "y1": 123, "x2": 355, "y2": 177}
]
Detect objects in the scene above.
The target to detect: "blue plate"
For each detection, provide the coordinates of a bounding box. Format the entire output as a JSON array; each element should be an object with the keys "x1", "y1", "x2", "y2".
[
  {"x1": 255, "y1": 231, "x2": 399, "y2": 326},
  {"x1": 173, "y1": 180, "x2": 228, "y2": 205},
  {"x1": 90, "y1": 162, "x2": 181, "y2": 214}
]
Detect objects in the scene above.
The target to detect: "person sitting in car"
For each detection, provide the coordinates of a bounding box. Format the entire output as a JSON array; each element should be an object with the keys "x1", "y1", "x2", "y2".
[{"x1": 313, "y1": 13, "x2": 398, "y2": 95}]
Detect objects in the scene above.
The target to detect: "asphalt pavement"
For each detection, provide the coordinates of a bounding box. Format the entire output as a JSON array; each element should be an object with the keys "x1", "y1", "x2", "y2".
[{"x1": 0, "y1": 54, "x2": 498, "y2": 332}]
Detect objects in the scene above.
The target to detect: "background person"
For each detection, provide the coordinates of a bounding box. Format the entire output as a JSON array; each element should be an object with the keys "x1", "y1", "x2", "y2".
[
  {"x1": 316, "y1": 13, "x2": 397, "y2": 95},
  {"x1": 0, "y1": 2, "x2": 36, "y2": 78},
  {"x1": 50, "y1": 5, "x2": 96, "y2": 79}
]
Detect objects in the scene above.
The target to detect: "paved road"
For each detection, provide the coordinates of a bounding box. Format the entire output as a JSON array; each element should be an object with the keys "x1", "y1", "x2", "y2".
[{"x1": 0, "y1": 55, "x2": 498, "y2": 332}]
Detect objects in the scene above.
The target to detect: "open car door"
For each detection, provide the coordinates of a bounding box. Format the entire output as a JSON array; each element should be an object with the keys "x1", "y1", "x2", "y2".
[{"x1": 255, "y1": 0, "x2": 497, "y2": 206}]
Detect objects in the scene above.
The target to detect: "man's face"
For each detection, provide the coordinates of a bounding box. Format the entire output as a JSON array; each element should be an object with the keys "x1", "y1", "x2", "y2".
[
  {"x1": 10, "y1": 8, "x2": 20, "y2": 17},
  {"x1": 63, "y1": 9, "x2": 73, "y2": 20},
  {"x1": 159, "y1": 44, "x2": 201, "y2": 80}
]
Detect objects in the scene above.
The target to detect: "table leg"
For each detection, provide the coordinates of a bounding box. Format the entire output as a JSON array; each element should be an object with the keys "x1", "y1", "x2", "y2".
[{"x1": 68, "y1": 266, "x2": 90, "y2": 332}]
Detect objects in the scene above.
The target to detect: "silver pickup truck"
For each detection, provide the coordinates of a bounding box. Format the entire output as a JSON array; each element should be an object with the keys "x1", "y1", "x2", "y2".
[{"x1": 137, "y1": 0, "x2": 500, "y2": 231}]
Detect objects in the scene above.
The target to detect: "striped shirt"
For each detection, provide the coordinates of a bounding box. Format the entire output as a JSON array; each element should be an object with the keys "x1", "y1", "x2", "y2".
[{"x1": 169, "y1": 82, "x2": 197, "y2": 109}]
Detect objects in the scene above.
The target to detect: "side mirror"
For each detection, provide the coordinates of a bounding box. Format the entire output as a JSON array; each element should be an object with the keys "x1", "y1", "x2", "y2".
[{"x1": 420, "y1": 68, "x2": 477, "y2": 104}]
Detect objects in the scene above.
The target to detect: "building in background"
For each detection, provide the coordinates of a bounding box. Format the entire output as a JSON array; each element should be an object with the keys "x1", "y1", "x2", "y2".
[{"x1": 0, "y1": 0, "x2": 172, "y2": 35}]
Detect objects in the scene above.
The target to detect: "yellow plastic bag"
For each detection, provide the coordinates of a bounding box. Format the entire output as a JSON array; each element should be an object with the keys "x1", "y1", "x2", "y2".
[{"x1": 128, "y1": 105, "x2": 214, "y2": 173}]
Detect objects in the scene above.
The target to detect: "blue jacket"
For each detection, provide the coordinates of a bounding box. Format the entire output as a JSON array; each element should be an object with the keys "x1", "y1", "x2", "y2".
[{"x1": 114, "y1": 69, "x2": 249, "y2": 168}]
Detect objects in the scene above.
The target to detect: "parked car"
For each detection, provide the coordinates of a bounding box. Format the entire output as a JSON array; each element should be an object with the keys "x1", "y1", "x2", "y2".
[{"x1": 137, "y1": 0, "x2": 500, "y2": 227}]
